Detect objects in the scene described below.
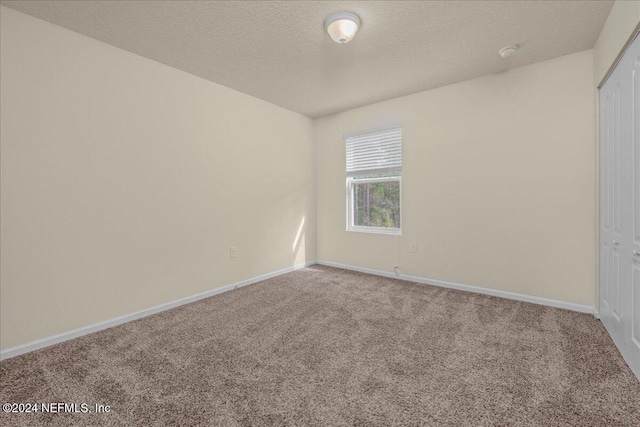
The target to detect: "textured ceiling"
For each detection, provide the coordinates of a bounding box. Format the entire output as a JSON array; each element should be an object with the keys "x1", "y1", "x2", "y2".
[{"x1": 1, "y1": 1, "x2": 613, "y2": 118}]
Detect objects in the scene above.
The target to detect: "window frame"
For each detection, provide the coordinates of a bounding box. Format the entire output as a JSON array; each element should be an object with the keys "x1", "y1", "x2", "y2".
[{"x1": 346, "y1": 175, "x2": 402, "y2": 235}]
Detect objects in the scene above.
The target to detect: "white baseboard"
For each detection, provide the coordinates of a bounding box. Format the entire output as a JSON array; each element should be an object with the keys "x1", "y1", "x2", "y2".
[
  {"x1": 2, "y1": 259, "x2": 597, "y2": 360},
  {"x1": 316, "y1": 260, "x2": 597, "y2": 316},
  {"x1": 0, "y1": 260, "x2": 316, "y2": 361}
]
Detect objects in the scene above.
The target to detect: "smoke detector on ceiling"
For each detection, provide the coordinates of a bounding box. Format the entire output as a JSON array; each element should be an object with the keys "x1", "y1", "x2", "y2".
[{"x1": 498, "y1": 46, "x2": 517, "y2": 58}]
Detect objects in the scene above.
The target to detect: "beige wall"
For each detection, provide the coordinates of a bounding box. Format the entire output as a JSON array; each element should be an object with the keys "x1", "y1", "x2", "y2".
[
  {"x1": 0, "y1": 4, "x2": 609, "y2": 352},
  {"x1": 593, "y1": 0, "x2": 640, "y2": 87},
  {"x1": 0, "y1": 7, "x2": 315, "y2": 350},
  {"x1": 316, "y1": 50, "x2": 596, "y2": 306}
]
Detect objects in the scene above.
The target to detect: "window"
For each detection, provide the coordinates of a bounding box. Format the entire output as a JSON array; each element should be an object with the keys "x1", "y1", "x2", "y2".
[{"x1": 345, "y1": 124, "x2": 402, "y2": 234}]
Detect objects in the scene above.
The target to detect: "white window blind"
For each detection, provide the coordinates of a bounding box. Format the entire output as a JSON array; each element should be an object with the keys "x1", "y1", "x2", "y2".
[{"x1": 345, "y1": 125, "x2": 402, "y2": 177}]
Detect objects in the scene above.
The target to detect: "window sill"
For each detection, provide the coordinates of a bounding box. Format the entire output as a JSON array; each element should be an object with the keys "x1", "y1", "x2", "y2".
[{"x1": 347, "y1": 226, "x2": 402, "y2": 236}]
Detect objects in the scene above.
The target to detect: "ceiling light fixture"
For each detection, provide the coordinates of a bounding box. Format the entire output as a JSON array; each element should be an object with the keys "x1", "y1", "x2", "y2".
[
  {"x1": 325, "y1": 12, "x2": 360, "y2": 44},
  {"x1": 498, "y1": 45, "x2": 517, "y2": 58}
]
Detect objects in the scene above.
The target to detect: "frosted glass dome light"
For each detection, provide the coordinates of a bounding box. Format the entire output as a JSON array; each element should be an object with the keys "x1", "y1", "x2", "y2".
[{"x1": 325, "y1": 12, "x2": 360, "y2": 44}]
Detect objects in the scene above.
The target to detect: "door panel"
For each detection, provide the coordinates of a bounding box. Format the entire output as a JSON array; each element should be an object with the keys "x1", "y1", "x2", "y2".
[
  {"x1": 613, "y1": 86, "x2": 621, "y2": 237},
  {"x1": 603, "y1": 99, "x2": 611, "y2": 232},
  {"x1": 634, "y1": 265, "x2": 640, "y2": 347},
  {"x1": 600, "y1": 33, "x2": 640, "y2": 381},
  {"x1": 634, "y1": 59, "x2": 640, "y2": 247},
  {"x1": 601, "y1": 80, "x2": 624, "y2": 343},
  {"x1": 613, "y1": 251, "x2": 621, "y2": 319},
  {"x1": 629, "y1": 39, "x2": 640, "y2": 376},
  {"x1": 603, "y1": 243, "x2": 610, "y2": 307}
]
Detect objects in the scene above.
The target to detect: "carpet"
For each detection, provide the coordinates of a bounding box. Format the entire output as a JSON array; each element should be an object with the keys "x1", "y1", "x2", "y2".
[{"x1": 1, "y1": 265, "x2": 639, "y2": 426}]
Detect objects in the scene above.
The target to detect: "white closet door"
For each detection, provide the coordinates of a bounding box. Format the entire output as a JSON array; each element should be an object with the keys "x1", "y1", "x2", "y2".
[
  {"x1": 599, "y1": 33, "x2": 640, "y2": 381},
  {"x1": 600, "y1": 62, "x2": 624, "y2": 346},
  {"x1": 630, "y1": 33, "x2": 640, "y2": 380}
]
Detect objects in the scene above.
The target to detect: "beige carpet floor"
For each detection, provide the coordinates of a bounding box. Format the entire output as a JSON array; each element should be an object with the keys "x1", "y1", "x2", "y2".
[{"x1": 1, "y1": 265, "x2": 639, "y2": 426}]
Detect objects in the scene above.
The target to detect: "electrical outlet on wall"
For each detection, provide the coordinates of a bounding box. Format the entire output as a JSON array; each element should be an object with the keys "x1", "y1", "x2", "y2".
[
  {"x1": 229, "y1": 247, "x2": 237, "y2": 258},
  {"x1": 410, "y1": 242, "x2": 418, "y2": 253}
]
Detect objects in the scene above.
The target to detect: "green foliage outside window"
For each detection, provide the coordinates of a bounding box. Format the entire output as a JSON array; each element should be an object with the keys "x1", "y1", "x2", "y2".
[{"x1": 353, "y1": 180, "x2": 400, "y2": 228}]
